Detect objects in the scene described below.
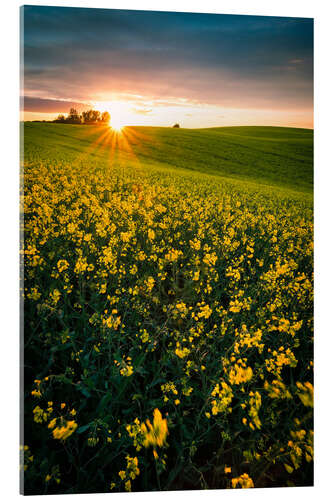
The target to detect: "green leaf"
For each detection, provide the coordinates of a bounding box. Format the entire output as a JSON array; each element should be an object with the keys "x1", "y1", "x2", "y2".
[
  {"x1": 77, "y1": 424, "x2": 91, "y2": 434},
  {"x1": 77, "y1": 385, "x2": 91, "y2": 398}
]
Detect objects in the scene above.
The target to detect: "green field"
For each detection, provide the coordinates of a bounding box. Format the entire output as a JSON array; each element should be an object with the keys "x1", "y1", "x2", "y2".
[
  {"x1": 22, "y1": 123, "x2": 313, "y2": 494},
  {"x1": 23, "y1": 123, "x2": 313, "y2": 193}
]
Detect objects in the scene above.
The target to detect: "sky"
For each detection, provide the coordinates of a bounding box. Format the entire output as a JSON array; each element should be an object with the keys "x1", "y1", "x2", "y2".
[{"x1": 21, "y1": 6, "x2": 314, "y2": 128}]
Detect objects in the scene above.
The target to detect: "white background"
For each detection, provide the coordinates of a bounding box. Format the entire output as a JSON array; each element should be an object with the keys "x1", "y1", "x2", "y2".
[{"x1": 1, "y1": 0, "x2": 332, "y2": 498}]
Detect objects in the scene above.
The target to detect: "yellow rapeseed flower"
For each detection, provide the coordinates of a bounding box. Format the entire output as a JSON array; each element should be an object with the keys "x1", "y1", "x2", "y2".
[
  {"x1": 141, "y1": 408, "x2": 168, "y2": 449},
  {"x1": 231, "y1": 473, "x2": 254, "y2": 488}
]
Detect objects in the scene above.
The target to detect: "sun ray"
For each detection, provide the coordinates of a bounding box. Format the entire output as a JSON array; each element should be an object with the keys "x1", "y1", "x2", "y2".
[
  {"x1": 70, "y1": 126, "x2": 113, "y2": 168},
  {"x1": 105, "y1": 127, "x2": 139, "y2": 171}
]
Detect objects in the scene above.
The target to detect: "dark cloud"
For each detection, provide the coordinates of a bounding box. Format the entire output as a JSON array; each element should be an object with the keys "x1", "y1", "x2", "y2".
[
  {"x1": 23, "y1": 96, "x2": 90, "y2": 113},
  {"x1": 22, "y1": 6, "x2": 313, "y2": 111}
]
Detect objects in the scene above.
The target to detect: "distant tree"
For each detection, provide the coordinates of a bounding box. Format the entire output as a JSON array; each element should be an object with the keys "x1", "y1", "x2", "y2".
[
  {"x1": 81, "y1": 110, "x2": 90, "y2": 123},
  {"x1": 82, "y1": 109, "x2": 101, "y2": 124},
  {"x1": 101, "y1": 111, "x2": 111, "y2": 124},
  {"x1": 53, "y1": 107, "x2": 109, "y2": 125},
  {"x1": 92, "y1": 110, "x2": 101, "y2": 122},
  {"x1": 54, "y1": 114, "x2": 66, "y2": 123},
  {"x1": 173, "y1": 123, "x2": 180, "y2": 128},
  {"x1": 67, "y1": 108, "x2": 81, "y2": 124}
]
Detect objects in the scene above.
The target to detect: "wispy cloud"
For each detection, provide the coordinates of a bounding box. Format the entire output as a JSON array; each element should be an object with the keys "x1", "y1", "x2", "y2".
[
  {"x1": 131, "y1": 107, "x2": 153, "y2": 115},
  {"x1": 289, "y1": 58, "x2": 305, "y2": 64}
]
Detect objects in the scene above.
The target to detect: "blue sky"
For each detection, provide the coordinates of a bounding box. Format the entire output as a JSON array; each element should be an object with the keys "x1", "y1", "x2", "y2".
[{"x1": 22, "y1": 6, "x2": 313, "y2": 127}]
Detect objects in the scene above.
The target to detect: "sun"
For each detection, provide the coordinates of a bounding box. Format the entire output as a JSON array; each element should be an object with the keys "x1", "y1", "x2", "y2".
[
  {"x1": 94, "y1": 100, "x2": 134, "y2": 131},
  {"x1": 110, "y1": 117, "x2": 125, "y2": 132},
  {"x1": 93, "y1": 100, "x2": 136, "y2": 131}
]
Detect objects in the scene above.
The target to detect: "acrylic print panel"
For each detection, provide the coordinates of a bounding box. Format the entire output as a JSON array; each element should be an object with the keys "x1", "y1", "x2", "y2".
[{"x1": 20, "y1": 4, "x2": 313, "y2": 495}]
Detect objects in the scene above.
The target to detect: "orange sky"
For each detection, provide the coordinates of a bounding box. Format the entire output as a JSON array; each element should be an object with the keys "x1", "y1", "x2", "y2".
[{"x1": 22, "y1": 98, "x2": 313, "y2": 129}]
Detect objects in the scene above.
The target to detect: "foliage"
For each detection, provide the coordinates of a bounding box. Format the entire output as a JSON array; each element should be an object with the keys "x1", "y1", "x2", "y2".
[{"x1": 54, "y1": 108, "x2": 111, "y2": 125}]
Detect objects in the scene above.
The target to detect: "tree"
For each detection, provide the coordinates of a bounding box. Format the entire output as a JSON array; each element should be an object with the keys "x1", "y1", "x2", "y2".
[
  {"x1": 55, "y1": 114, "x2": 66, "y2": 123},
  {"x1": 82, "y1": 109, "x2": 101, "y2": 124},
  {"x1": 91, "y1": 110, "x2": 101, "y2": 123},
  {"x1": 53, "y1": 107, "x2": 110, "y2": 125},
  {"x1": 81, "y1": 110, "x2": 90, "y2": 123},
  {"x1": 101, "y1": 111, "x2": 111, "y2": 124},
  {"x1": 67, "y1": 108, "x2": 81, "y2": 124},
  {"x1": 173, "y1": 123, "x2": 180, "y2": 128}
]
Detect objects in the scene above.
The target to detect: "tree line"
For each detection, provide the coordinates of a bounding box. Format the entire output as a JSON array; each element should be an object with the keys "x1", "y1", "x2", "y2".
[{"x1": 54, "y1": 108, "x2": 110, "y2": 125}]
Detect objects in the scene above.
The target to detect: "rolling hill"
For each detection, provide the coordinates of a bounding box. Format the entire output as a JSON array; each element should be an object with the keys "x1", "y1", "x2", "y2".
[{"x1": 23, "y1": 123, "x2": 313, "y2": 194}]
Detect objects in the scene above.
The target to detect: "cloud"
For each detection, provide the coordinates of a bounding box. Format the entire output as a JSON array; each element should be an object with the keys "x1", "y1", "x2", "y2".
[
  {"x1": 289, "y1": 58, "x2": 304, "y2": 64},
  {"x1": 23, "y1": 96, "x2": 90, "y2": 113},
  {"x1": 22, "y1": 6, "x2": 313, "y2": 113},
  {"x1": 131, "y1": 107, "x2": 153, "y2": 115}
]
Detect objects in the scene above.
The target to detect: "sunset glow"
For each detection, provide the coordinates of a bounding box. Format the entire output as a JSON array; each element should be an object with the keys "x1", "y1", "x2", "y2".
[
  {"x1": 22, "y1": 7, "x2": 313, "y2": 128},
  {"x1": 94, "y1": 101, "x2": 129, "y2": 131},
  {"x1": 111, "y1": 123, "x2": 124, "y2": 132}
]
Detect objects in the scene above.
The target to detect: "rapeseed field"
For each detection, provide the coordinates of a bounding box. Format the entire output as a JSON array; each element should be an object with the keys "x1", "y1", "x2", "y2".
[{"x1": 22, "y1": 124, "x2": 313, "y2": 494}]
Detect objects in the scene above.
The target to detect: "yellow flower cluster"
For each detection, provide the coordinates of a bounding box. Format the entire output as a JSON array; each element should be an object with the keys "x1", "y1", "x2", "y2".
[
  {"x1": 265, "y1": 347, "x2": 297, "y2": 376},
  {"x1": 141, "y1": 409, "x2": 168, "y2": 450},
  {"x1": 126, "y1": 418, "x2": 144, "y2": 451},
  {"x1": 114, "y1": 356, "x2": 134, "y2": 377},
  {"x1": 161, "y1": 381, "x2": 178, "y2": 403},
  {"x1": 231, "y1": 473, "x2": 254, "y2": 488},
  {"x1": 33, "y1": 403, "x2": 53, "y2": 423},
  {"x1": 264, "y1": 379, "x2": 292, "y2": 400},
  {"x1": 20, "y1": 445, "x2": 34, "y2": 472},
  {"x1": 175, "y1": 343, "x2": 191, "y2": 359},
  {"x1": 48, "y1": 418, "x2": 78, "y2": 441},
  {"x1": 296, "y1": 381, "x2": 314, "y2": 407},
  {"x1": 210, "y1": 381, "x2": 233, "y2": 416},
  {"x1": 228, "y1": 361, "x2": 253, "y2": 385},
  {"x1": 241, "y1": 391, "x2": 262, "y2": 430},
  {"x1": 126, "y1": 409, "x2": 169, "y2": 455}
]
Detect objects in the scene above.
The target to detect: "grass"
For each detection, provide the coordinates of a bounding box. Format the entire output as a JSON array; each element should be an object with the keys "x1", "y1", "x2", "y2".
[
  {"x1": 22, "y1": 123, "x2": 313, "y2": 494},
  {"x1": 23, "y1": 123, "x2": 313, "y2": 193}
]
